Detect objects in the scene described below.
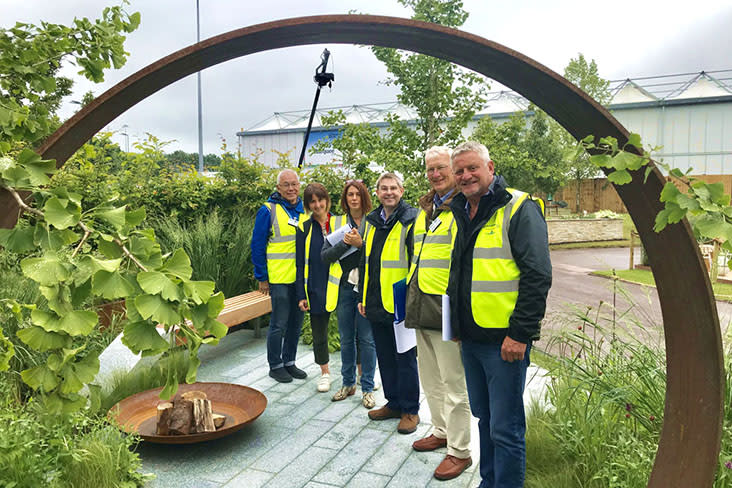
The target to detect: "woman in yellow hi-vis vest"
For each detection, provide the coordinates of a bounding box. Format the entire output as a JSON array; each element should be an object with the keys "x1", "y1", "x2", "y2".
[
  {"x1": 250, "y1": 169, "x2": 306, "y2": 384},
  {"x1": 321, "y1": 180, "x2": 378, "y2": 409},
  {"x1": 357, "y1": 172, "x2": 420, "y2": 435},
  {"x1": 295, "y1": 183, "x2": 340, "y2": 393}
]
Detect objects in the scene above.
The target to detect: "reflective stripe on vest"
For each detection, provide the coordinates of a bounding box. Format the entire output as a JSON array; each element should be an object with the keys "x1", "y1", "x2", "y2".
[
  {"x1": 303, "y1": 214, "x2": 346, "y2": 312},
  {"x1": 471, "y1": 189, "x2": 532, "y2": 328},
  {"x1": 362, "y1": 219, "x2": 412, "y2": 313},
  {"x1": 407, "y1": 208, "x2": 456, "y2": 295},
  {"x1": 266, "y1": 202, "x2": 298, "y2": 284}
]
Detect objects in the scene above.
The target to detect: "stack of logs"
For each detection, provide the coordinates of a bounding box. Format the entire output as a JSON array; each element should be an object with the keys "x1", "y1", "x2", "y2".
[{"x1": 156, "y1": 391, "x2": 226, "y2": 435}]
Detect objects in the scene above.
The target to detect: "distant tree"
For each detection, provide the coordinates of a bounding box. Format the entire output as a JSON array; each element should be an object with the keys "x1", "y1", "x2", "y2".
[
  {"x1": 317, "y1": 0, "x2": 488, "y2": 203},
  {"x1": 472, "y1": 109, "x2": 566, "y2": 196},
  {"x1": 561, "y1": 53, "x2": 612, "y2": 212}
]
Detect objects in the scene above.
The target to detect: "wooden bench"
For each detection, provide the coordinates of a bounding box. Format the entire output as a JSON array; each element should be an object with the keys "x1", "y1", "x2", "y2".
[
  {"x1": 217, "y1": 291, "x2": 272, "y2": 337},
  {"x1": 101, "y1": 291, "x2": 272, "y2": 338}
]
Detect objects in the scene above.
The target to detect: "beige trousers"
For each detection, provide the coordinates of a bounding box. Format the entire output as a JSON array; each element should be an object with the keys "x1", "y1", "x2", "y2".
[{"x1": 416, "y1": 328, "x2": 472, "y2": 458}]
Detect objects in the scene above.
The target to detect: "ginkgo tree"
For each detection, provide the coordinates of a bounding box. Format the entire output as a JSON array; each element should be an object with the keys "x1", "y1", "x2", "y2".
[{"x1": 0, "y1": 149, "x2": 227, "y2": 413}]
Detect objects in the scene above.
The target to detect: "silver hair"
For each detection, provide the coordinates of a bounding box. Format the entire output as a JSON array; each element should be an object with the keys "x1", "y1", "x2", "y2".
[
  {"x1": 375, "y1": 172, "x2": 403, "y2": 189},
  {"x1": 277, "y1": 169, "x2": 299, "y2": 185},
  {"x1": 451, "y1": 141, "x2": 491, "y2": 164},
  {"x1": 424, "y1": 145, "x2": 452, "y2": 162}
]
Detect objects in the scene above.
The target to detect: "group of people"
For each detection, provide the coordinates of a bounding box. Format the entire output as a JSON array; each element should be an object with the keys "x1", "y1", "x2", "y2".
[{"x1": 250, "y1": 141, "x2": 552, "y2": 487}]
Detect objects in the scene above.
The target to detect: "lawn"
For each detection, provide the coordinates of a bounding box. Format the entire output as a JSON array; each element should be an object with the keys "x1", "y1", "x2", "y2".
[{"x1": 592, "y1": 268, "x2": 732, "y2": 302}]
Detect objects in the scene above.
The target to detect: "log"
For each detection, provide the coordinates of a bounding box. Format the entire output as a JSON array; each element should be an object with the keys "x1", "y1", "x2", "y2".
[
  {"x1": 168, "y1": 396, "x2": 194, "y2": 435},
  {"x1": 156, "y1": 402, "x2": 173, "y2": 435},
  {"x1": 192, "y1": 397, "x2": 216, "y2": 433},
  {"x1": 212, "y1": 413, "x2": 226, "y2": 429}
]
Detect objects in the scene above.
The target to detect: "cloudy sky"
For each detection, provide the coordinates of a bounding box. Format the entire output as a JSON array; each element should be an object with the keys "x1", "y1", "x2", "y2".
[{"x1": 2, "y1": 0, "x2": 731, "y2": 154}]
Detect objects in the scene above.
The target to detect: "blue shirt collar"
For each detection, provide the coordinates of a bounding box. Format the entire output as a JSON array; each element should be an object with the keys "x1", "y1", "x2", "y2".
[{"x1": 433, "y1": 189, "x2": 454, "y2": 209}]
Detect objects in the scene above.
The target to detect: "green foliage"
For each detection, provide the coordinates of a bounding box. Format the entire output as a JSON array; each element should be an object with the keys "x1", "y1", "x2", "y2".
[
  {"x1": 300, "y1": 312, "x2": 341, "y2": 352},
  {"x1": 1, "y1": 151, "x2": 227, "y2": 413},
  {"x1": 0, "y1": 3, "x2": 140, "y2": 152},
  {"x1": 472, "y1": 109, "x2": 566, "y2": 195},
  {"x1": 0, "y1": 377, "x2": 150, "y2": 488},
  {"x1": 153, "y1": 210, "x2": 258, "y2": 298}
]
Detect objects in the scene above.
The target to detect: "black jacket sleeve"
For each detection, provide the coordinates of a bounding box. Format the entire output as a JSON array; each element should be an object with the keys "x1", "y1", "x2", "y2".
[
  {"x1": 507, "y1": 199, "x2": 552, "y2": 343},
  {"x1": 295, "y1": 222, "x2": 308, "y2": 303}
]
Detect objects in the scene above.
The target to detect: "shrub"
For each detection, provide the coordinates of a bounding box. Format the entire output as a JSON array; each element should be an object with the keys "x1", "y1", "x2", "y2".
[
  {"x1": 152, "y1": 210, "x2": 257, "y2": 297},
  {"x1": 0, "y1": 375, "x2": 149, "y2": 488}
]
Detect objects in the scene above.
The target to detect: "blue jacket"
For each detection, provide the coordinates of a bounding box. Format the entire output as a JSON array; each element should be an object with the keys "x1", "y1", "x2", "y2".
[{"x1": 251, "y1": 192, "x2": 304, "y2": 282}]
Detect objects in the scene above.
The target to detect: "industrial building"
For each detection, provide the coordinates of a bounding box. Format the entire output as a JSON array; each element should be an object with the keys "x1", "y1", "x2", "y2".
[{"x1": 237, "y1": 69, "x2": 732, "y2": 175}]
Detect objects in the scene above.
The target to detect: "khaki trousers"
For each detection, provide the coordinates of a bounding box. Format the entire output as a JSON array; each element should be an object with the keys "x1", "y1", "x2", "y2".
[{"x1": 416, "y1": 328, "x2": 472, "y2": 458}]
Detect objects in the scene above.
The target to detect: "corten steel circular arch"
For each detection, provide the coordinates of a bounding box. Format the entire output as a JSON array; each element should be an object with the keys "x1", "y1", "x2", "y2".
[{"x1": 0, "y1": 15, "x2": 723, "y2": 486}]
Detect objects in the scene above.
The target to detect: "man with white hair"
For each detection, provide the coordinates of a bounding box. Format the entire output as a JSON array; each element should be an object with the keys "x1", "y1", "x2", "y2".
[
  {"x1": 251, "y1": 169, "x2": 307, "y2": 383},
  {"x1": 405, "y1": 146, "x2": 473, "y2": 481},
  {"x1": 447, "y1": 141, "x2": 551, "y2": 488}
]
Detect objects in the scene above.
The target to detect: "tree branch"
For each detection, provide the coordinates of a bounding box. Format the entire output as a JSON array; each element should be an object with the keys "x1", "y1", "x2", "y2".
[{"x1": 2, "y1": 185, "x2": 43, "y2": 218}]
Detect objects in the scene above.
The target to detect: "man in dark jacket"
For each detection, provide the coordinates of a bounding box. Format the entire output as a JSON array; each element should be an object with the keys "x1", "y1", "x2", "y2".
[
  {"x1": 405, "y1": 146, "x2": 472, "y2": 481},
  {"x1": 251, "y1": 169, "x2": 307, "y2": 384},
  {"x1": 447, "y1": 141, "x2": 552, "y2": 488},
  {"x1": 358, "y1": 172, "x2": 420, "y2": 434}
]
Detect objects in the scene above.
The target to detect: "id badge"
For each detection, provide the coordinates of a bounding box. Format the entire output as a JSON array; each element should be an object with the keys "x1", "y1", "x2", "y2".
[
  {"x1": 428, "y1": 217, "x2": 442, "y2": 233},
  {"x1": 288, "y1": 217, "x2": 299, "y2": 228}
]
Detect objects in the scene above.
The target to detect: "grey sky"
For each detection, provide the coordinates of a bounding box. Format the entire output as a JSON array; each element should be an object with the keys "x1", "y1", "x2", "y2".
[{"x1": 2, "y1": 0, "x2": 731, "y2": 154}]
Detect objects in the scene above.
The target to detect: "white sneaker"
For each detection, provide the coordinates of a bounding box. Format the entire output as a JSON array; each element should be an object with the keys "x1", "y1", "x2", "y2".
[{"x1": 317, "y1": 373, "x2": 331, "y2": 392}]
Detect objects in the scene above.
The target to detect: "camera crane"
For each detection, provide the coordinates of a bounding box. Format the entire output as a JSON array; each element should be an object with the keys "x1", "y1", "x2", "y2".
[{"x1": 297, "y1": 49, "x2": 334, "y2": 169}]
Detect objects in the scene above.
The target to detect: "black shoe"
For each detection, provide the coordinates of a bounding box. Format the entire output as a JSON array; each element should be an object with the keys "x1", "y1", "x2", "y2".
[
  {"x1": 285, "y1": 364, "x2": 307, "y2": 379},
  {"x1": 269, "y1": 367, "x2": 292, "y2": 383}
]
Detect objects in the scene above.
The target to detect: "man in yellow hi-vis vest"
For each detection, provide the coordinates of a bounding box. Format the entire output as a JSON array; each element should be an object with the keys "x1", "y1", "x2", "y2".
[
  {"x1": 405, "y1": 146, "x2": 472, "y2": 481},
  {"x1": 251, "y1": 169, "x2": 306, "y2": 384},
  {"x1": 357, "y1": 172, "x2": 420, "y2": 435},
  {"x1": 447, "y1": 141, "x2": 552, "y2": 488}
]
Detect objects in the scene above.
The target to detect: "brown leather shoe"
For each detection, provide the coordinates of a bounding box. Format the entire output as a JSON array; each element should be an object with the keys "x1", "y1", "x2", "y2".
[
  {"x1": 412, "y1": 434, "x2": 447, "y2": 451},
  {"x1": 397, "y1": 413, "x2": 420, "y2": 434},
  {"x1": 368, "y1": 405, "x2": 401, "y2": 421},
  {"x1": 434, "y1": 455, "x2": 472, "y2": 480}
]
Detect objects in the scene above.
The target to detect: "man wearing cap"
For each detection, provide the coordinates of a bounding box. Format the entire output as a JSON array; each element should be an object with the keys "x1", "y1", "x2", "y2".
[
  {"x1": 251, "y1": 169, "x2": 307, "y2": 384},
  {"x1": 405, "y1": 146, "x2": 473, "y2": 481},
  {"x1": 447, "y1": 141, "x2": 551, "y2": 488}
]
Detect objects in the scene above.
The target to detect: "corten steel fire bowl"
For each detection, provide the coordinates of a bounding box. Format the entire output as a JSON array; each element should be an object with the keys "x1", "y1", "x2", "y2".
[{"x1": 109, "y1": 382, "x2": 267, "y2": 444}]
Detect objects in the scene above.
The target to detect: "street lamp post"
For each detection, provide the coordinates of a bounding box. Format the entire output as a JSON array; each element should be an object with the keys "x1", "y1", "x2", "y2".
[{"x1": 196, "y1": 0, "x2": 204, "y2": 173}]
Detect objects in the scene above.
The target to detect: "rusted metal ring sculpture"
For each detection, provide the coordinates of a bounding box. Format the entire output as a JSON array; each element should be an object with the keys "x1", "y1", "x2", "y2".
[{"x1": 0, "y1": 15, "x2": 722, "y2": 486}]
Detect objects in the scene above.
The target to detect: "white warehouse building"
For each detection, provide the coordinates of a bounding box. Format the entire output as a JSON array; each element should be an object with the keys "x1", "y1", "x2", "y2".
[{"x1": 237, "y1": 69, "x2": 732, "y2": 175}]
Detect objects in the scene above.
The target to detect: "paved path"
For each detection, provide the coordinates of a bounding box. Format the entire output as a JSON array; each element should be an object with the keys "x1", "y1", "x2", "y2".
[
  {"x1": 544, "y1": 247, "x2": 732, "y2": 344},
  {"x1": 137, "y1": 329, "x2": 547, "y2": 488},
  {"x1": 135, "y1": 247, "x2": 725, "y2": 486}
]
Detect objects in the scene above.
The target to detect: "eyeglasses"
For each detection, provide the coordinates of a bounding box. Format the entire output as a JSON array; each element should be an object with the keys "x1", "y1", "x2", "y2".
[
  {"x1": 426, "y1": 165, "x2": 450, "y2": 174},
  {"x1": 278, "y1": 182, "x2": 300, "y2": 189}
]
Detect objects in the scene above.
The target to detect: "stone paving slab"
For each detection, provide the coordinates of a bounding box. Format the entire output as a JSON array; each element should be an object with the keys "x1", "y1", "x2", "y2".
[{"x1": 137, "y1": 327, "x2": 549, "y2": 487}]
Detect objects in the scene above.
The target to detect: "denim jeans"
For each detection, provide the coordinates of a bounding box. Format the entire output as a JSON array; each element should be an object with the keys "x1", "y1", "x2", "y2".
[
  {"x1": 461, "y1": 339, "x2": 530, "y2": 488},
  {"x1": 371, "y1": 318, "x2": 420, "y2": 414},
  {"x1": 266, "y1": 282, "x2": 304, "y2": 369},
  {"x1": 336, "y1": 288, "x2": 376, "y2": 392}
]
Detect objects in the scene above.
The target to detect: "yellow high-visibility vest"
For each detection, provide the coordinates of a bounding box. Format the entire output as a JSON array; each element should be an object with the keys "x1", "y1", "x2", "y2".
[
  {"x1": 471, "y1": 189, "x2": 543, "y2": 328},
  {"x1": 303, "y1": 214, "x2": 347, "y2": 312},
  {"x1": 407, "y1": 208, "x2": 456, "y2": 295},
  {"x1": 266, "y1": 202, "x2": 298, "y2": 284},
  {"x1": 362, "y1": 219, "x2": 412, "y2": 313}
]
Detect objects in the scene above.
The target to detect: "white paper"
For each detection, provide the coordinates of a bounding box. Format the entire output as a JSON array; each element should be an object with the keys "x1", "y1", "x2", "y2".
[
  {"x1": 326, "y1": 223, "x2": 352, "y2": 246},
  {"x1": 441, "y1": 294, "x2": 452, "y2": 341},
  {"x1": 393, "y1": 320, "x2": 417, "y2": 353},
  {"x1": 326, "y1": 223, "x2": 358, "y2": 260}
]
